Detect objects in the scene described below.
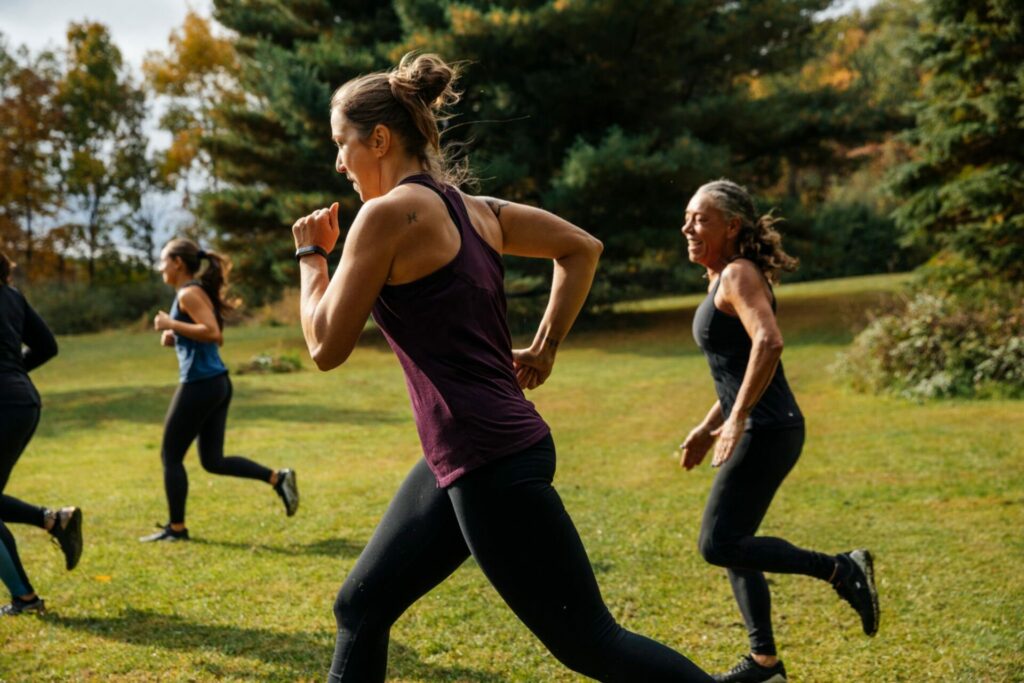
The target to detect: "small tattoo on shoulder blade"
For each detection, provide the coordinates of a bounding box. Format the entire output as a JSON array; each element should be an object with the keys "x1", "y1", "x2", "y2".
[{"x1": 407, "y1": 211, "x2": 418, "y2": 224}]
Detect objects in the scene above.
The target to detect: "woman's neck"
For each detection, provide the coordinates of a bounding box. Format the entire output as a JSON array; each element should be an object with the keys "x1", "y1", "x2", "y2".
[
  {"x1": 173, "y1": 273, "x2": 194, "y2": 290},
  {"x1": 379, "y1": 158, "x2": 430, "y2": 195}
]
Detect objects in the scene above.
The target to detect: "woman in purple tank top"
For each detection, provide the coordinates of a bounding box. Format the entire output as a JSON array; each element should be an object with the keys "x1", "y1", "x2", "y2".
[{"x1": 291, "y1": 53, "x2": 712, "y2": 682}]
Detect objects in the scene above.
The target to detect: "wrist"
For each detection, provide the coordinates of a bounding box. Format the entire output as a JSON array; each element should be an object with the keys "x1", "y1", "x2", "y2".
[
  {"x1": 726, "y1": 410, "x2": 748, "y2": 425},
  {"x1": 536, "y1": 334, "x2": 560, "y2": 354},
  {"x1": 295, "y1": 245, "x2": 329, "y2": 262}
]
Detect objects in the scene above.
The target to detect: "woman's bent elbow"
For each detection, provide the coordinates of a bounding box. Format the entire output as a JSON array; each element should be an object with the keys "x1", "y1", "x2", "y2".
[
  {"x1": 311, "y1": 347, "x2": 348, "y2": 372},
  {"x1": 757, "y1": 335, "x2": 784, "y2": 356}
]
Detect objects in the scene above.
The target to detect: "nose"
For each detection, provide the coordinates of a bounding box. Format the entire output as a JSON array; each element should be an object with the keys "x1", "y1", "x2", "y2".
[{"x1": 681, "y1": 218, "x2": 693, "y2": 236}]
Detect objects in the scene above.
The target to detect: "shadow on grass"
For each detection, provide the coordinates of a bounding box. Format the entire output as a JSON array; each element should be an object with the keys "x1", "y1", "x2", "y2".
[
  {"x1": 38, "y1": 384, "x2": 403, "y2": 432},
  {"x1": 191, "y1": 535, "x2": 367, "y2": 559},
  {"x1": 53, "y1": 608, "x2": 510, "y2": 681}
]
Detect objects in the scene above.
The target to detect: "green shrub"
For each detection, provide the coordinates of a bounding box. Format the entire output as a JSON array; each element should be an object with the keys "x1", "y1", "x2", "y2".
[
  {"x1": 782, "y1": 200, "x2": 923, "y2": 282},
  {"x1": 834, "y1": 284, "x2": 1024, "y2": 399},
  {"x1": 235, "y1": 351, "x2": 303, "y2": 375},
  {"x1": 22, "y1": 279, "x2": 169, "y2": 334}
]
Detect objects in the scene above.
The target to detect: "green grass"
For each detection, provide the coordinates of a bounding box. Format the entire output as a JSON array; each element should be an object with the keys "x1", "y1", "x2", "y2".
[{"x1": 1, "y1": 273, "x2": 1022, "y2": 682}]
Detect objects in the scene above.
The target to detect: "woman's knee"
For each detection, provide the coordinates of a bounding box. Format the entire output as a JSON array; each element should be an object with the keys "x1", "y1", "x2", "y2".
[
  {"x1": 333, "y1": 577, "x2": 378, "y2": 630},
  {"x1": 698, "y1": 529, "x2": 738, "y2": 567},
  {"x1": 197, "y1": 453, "x2": 227, "y2": 474},
  {"x1": 160, "y1": 448, "x2": 184, "y2": 471}
]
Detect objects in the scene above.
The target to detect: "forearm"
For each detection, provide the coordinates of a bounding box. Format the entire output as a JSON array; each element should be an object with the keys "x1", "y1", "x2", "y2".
[
  {"x1": 698, "y1": 401, "x2": 724, "y2": 431},
  {"x1": 730, "y1": 339, "x2": 782, "y2": 422},
  {"x1": 298, "y1": 257, "x2": 331, "y2": 359},
  {"x1": 167, "y1": 319, "x2": 220, "y2": 344},
  {"x1": 530, "y1": 250, "x2": 598, "y2": 351}
]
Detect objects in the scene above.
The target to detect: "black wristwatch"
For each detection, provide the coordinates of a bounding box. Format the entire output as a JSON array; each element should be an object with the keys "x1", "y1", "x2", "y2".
[{"x1": 295, "y1": 245, "x2": 329, "y2": 262}]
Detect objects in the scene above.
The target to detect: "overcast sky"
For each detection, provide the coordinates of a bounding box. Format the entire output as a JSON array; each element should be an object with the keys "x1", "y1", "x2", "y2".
[{"x1": 0, "y1": 0, "x2": 213, "y2": 70}]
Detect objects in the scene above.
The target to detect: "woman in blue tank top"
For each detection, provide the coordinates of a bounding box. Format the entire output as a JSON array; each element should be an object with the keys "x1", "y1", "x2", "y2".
[
  {"x1": 140, "y1": 239, "x2": 300, "y2": 542},
  {"x1": 291, "y1": 53, "x2": 713, "y2": 682},
  {"x1": 678, "y1": 180, "x2": 879, "y2": 682}
]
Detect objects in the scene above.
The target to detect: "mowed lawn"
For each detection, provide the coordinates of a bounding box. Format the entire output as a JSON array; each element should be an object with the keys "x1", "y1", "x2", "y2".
[{"x1": 1, "y1": 274, "x2": 1021, "y2": 682}]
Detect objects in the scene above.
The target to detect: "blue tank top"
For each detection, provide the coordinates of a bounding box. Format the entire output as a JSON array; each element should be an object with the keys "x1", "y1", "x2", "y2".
[
  {"x1": 371, "y1": 174, "x2": 550, "y2": 487},
  {"x1": 692, "y1": 275, "x2": 803, "y2": 430},
  {"x1": 170, "y1": 283, "x2": 227, "y2": 384}
]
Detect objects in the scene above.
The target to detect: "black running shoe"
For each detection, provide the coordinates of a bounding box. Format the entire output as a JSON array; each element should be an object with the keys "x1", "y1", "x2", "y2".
[
  {"x1": 0, "y1": 596, "x2": 45, "y2": 616},
  {"x1": 139, "y1": 524, "x2": 190, "y2": 543},
  {"x1": 48, "y1": 507, "x2": 83, "y2": 571},
  {"x1": 274, "y1": 468, "x2": 299, "y2": 517},
  {"x1": 833, "y1": 548, "x2": 880, "y2": 636},
  {"x1": 713, "y1": 655, "x2": 787, "y2": 683}
]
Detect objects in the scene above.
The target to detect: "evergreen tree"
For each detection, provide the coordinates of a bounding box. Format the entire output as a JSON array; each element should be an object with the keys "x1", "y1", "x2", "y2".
[
  {"x1": 199, "y1": 0, "x2": 403, "y2": 304},
  {"x1": 198, "y1": 0, "x2": 918, "y2": 303},
  {"x1": 890, "y1": 0, "x2": 1024, "y2": 286}
]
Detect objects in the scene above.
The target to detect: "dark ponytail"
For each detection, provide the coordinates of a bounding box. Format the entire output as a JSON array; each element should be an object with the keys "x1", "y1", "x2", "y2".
[
  {"x1": 330, "y1": 52, "x2": 466, "y2": 186},
  {"x1": 163, "y1": 238, "x2": 235, "y2": 328}
]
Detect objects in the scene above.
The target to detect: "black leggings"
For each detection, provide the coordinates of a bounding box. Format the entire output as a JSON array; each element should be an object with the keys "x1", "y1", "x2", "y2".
[
  {"x1": 161, "y1": 373, "x2": 273, "y2": 524},
  {"x1": 698, "y1": 424, "x2": 836, "y2": 656},
  {"x1": 0, "y1": 403, "x2": 47, "y2": 597},
  {"x1": 330, "y1": 435, "x2": 712, "y2": 682}
]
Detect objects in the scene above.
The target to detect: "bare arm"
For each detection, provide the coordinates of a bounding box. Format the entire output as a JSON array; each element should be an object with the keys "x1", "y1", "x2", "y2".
[
  {"x1": 480, "y1": 196, "x2": 603, "y2": 389},
  {"x1": 679, "y1": 401, "x2": 723, "y2": 470},
  {"x1": 295, "y1": 201, "x2": 399, "y2": 371},
  {"x1": 154, "y1": 288, "x2": 223, "y2": 345},
  {"x1": 724, "y1": 264, "x2": 783, "y2": 423},
  {"x1": 710, "y1": 261, "x2": 783, "y2": 466},
  {"x1": 697, "y1": 400, "x2": 725, "y2": 432}
]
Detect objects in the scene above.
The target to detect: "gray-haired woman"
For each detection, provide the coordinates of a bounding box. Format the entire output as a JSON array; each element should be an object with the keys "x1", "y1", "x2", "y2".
[{"x1": 679, "y1": 180, "x2": 879, "y2": 683}]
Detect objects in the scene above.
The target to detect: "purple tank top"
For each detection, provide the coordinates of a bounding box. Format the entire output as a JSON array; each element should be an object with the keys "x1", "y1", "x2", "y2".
[{"x1": 371, "y1": 174, "x2": 550, "y2": 486}]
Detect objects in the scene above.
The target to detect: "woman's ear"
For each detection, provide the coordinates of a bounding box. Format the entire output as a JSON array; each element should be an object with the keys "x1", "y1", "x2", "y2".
[
  {"x1": 726, "y1": 216, "x2": 742, "y2": 240},
  {"x1": 371, "y1": 124, "x2": 391, "y2": 157}
]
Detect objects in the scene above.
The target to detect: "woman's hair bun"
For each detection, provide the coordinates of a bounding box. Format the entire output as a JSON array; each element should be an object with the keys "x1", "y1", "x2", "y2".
[{"x1": 395, "y1": 53, "x2": 456, "y2": 107}]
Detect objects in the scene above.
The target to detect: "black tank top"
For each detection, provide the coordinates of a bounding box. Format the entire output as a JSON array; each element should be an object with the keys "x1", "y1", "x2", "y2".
[{"x1": 692, "y1": 275, "x2": 803, "y2": 430}]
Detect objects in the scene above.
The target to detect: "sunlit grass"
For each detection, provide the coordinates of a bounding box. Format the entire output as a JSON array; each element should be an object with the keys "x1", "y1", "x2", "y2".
[{"x1": 0, "y1": 273, "x2": 1020, "y2": 682}]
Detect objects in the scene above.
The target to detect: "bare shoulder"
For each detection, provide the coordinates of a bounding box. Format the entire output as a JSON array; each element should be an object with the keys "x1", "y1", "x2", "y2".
[
  {"x1": 347, "y1": 194, "x2": 413, "y2": 248},
  {"x1": 458, "y1": 192, "x2": 504, "y2": 248},
  {"x1": 720, "y1": 259, "x2": 771, "y2": 303},
  {"x1": 469, "y1": 195, "x2": 510, "y2": 218},
  {"x1": 178, "y1": 285, "x2": 213, "y2": 312}
]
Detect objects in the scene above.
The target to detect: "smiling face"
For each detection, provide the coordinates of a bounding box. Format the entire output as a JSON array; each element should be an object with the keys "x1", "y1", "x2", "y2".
[
  {"x1": 331, "y1": 108, "x2": 382, "y2": 201},
  {"x1": 681, "y1": 191, "x2": 740, "y2": 272}
]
